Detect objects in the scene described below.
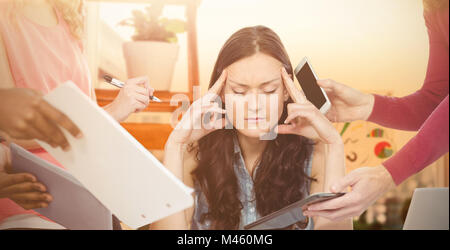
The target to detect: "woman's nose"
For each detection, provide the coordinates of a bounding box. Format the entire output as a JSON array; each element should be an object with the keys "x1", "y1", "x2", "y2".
[{"x1": 246, "y1": 93, "x2": 265, "y2": 113}]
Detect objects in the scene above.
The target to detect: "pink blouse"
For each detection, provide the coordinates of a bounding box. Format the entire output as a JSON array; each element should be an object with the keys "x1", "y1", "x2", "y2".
[{"x1": 0, "y1": 6, "x2": 92, "y2": 224}]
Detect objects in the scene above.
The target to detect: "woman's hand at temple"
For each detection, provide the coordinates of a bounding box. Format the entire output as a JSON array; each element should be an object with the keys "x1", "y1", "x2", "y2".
[
  {"x1": 276, "y1": 68, "x2": 342, "y2": 146},
  {"x1": 103, "y1": 76, "x2": 155, "y2": 122},
  {"x1": 166, "y1": 70, "x2": 228, "y2": 147}
]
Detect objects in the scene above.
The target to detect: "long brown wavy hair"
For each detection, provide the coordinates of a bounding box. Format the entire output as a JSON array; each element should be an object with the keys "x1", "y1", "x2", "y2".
[{"x1": 191, "y1": 26, "x2": 316, "y2": 230}]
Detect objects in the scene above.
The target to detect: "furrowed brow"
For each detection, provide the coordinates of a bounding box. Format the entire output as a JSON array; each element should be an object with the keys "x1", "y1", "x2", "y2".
[{"x1": 228, "y1": 77, "x2": 281, "y2": 87}]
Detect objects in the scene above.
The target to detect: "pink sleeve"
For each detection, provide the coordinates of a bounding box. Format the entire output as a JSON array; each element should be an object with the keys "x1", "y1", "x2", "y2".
[
  {"x1": 383, "y1": 95, "x2": 449, "y2": 185},
  {"x1": 367, "y1": 10, "x2": 449, "y2": 131}
]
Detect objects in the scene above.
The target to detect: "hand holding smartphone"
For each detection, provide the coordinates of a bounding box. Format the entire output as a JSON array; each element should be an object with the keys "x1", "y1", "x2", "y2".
[{"x1": 294, "y1": 57, "x2": 331, "y2": 114}]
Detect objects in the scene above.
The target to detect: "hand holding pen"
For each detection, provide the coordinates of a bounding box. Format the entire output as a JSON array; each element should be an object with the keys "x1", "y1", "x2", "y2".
[
  {"x1": 104, "y1": 75, "x2": 161, "y2": 102},
  {"x1": 102, "y1": 75, "x2": 159, "y2": 122}
]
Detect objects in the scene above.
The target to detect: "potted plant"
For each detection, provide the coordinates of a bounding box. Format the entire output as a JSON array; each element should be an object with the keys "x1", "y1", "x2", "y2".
[{"x1": 120, "y1": 2, "x2": 186, "y2": 91}]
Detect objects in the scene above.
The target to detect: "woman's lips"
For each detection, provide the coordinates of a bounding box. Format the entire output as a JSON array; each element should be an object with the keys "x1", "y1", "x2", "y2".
[{"x1": 245, "y1": 117, "x2": 265, "y2": 123}]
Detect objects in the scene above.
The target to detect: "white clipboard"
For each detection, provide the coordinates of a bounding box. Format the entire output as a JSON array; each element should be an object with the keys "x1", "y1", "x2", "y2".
[{"x1": 37, "y1": 81, "x2": 193, "y2": 229}]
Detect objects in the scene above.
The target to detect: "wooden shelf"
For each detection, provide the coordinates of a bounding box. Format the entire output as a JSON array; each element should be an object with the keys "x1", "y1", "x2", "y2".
[
  {"x1": 95, "y1": 89, "x2": 188, "y2": 112},
  {"x1": 121, "y1": 123, "x2": 173, "y2": 150}
]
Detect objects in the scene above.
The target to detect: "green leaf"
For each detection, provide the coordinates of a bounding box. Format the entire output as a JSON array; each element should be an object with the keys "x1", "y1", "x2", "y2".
[
  {"x1": 120, "y1": 4, "x2": 185, "y2": 43},
  {"x1": 160, "y1": 18, "x2": 186, "y2": 34}
]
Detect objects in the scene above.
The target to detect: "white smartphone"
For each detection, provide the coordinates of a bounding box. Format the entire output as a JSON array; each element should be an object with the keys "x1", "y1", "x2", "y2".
[{"x1": 294, "y1": 57, "x2": 331, "y2": 114}]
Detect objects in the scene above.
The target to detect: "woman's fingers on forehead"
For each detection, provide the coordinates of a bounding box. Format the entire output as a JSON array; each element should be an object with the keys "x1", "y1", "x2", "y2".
[
  {"x1": 281, "y1": 68, "x2": 297, "y2": 99},
  {"x1": 280, "y1": 67, "x2": 307, "y2": 103}
]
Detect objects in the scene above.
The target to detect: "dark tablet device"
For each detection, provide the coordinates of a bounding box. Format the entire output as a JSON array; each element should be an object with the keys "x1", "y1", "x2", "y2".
[{"x1": 244, "y1": 192, "x2": 345, "y2": 230}]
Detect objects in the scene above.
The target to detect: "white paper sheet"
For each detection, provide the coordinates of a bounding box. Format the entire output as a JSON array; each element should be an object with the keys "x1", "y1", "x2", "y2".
[{"x1": 37, "y1": 81, "x2": 193, "y2": 229}]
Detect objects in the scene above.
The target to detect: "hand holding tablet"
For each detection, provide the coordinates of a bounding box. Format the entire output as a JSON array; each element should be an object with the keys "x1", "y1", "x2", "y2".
[
  {"x1": 10, "y1": 143, "x2": 112, "y2": 230},
  {"x1": 244, "y1": 192, "x2": 345, "y2": 230}
]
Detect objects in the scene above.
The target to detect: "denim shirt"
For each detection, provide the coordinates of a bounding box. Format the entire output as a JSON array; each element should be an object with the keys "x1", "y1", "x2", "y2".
[{"x1": 191, "y1": 136, "x2": 314, "y2": 230}]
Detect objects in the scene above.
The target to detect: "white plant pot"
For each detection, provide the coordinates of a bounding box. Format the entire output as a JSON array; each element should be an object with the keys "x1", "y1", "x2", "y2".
[{"x1": 123, "y1": 41, "x2": 179, "y2": 91}]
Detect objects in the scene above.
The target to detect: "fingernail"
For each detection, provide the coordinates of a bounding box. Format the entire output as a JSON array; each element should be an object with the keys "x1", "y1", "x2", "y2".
[
  {"x1": 35, "y1": 184, "x2": 45, "y2": 192},
  {"x1": 331, "y1": 185, "x2": 337, "y2": 192},
  {"x1": 76, "y1": 133, "x2": 83, "y2": 139},
  {"x1": 27, "y1": 175, "x2": 36, "y2": 182}
]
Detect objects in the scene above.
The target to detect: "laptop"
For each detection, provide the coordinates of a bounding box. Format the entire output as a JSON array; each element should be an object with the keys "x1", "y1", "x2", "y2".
[{"x1": 403, "y1": 188, "x2": 449, "y2": 230}]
